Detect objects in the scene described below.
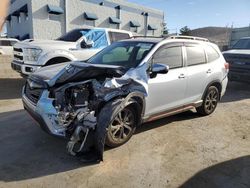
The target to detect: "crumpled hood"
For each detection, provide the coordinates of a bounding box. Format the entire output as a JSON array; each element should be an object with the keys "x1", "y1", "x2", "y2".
[
  {"x1": 29, "y1": 61, "x2": 126, "y2": 87},
  {"x1": 30, "y1": 62, "x2": 70, "y2": 81}
]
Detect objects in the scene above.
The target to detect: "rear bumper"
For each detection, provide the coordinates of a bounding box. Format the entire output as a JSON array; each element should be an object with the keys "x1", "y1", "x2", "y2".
[
  {"x1": 229, "y1": 71, "x2": 250, "y2": 83},
  {"x1": 11, "y1": 60, "x2": 41, "y2": 76}
]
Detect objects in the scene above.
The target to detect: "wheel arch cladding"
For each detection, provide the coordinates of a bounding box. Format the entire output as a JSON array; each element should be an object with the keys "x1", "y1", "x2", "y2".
[
  {"x1": 93, "y1": 93, "x2": 145, "y2": 161},
  {"x1": 130, "y1": 95, "x2": 145, "y2": 125},
  {"x1": 203, "y1": 80, "x2": 222, "y2": 100}
]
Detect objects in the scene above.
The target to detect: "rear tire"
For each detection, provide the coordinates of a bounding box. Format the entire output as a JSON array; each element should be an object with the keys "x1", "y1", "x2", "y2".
[
  {"x1": 106, "y1": 106, "x2": 137, "y2": 148},
  {"x1": 196, "y1": 86, "x2": 219, "y2": 116}
]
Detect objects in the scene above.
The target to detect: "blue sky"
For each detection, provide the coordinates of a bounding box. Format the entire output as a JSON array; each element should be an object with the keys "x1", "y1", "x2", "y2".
[
  {"x1": 128, "y1": 0, "x2": 250, "y2": 32},
  {"x1": 1, "y1": 0, "x2": 250, "y2": 35}
]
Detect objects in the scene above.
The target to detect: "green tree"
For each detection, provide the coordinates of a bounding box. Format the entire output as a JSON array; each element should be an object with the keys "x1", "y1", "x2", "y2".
[
  {"x1": 162, "y1": 22, "x2": 169, "y2": 35},
  {"x1": 180, "y1": 26, "x2": 191, "y2": 36}
]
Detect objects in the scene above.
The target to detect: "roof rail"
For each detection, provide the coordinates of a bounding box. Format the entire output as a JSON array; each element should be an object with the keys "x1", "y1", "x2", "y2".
[
  {"x1": 129, "y1": 35, "x2": 209, "y2": 42},
  {"x1": 168, "y1": 35, "x2": 209, "y2": 42}
]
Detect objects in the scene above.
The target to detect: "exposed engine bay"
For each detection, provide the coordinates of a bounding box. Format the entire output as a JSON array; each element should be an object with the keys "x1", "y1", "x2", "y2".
[
  {"x1": 55, "y1": 81, "x2": 97, "y2": 156},
  {"x1": 52, "y1": 78, "x2": 145, "y2": 161},
  {"x1": 23, "y1": 62, "x2": 149, "y2": 162}
]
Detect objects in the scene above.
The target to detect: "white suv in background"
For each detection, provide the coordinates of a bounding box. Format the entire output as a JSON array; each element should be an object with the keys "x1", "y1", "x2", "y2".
[
  {"x1": 11, "y1": 28, "x2": 133, "y2": 77},
  {"x1": 0, "y1": 38, "x2": 19, "y2": 56}
]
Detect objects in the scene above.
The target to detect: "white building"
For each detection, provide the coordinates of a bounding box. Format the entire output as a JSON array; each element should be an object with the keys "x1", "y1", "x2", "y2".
[{"x1": 7, "y1": 0, "x2": 164, "y2": 40}]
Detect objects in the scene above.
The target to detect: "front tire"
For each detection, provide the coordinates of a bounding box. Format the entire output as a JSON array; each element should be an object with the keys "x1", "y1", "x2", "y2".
[
  {"x1": 196, "y1": 86, "x2": 219, "y2": 116},
  {"x1": 106, "y1": 106, "x2": 136, "y2": 148}
]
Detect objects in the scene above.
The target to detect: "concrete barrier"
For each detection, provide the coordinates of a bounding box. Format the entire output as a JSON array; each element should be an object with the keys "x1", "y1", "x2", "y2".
[{"x1": 0, "y1": 55, "x2": 21, "y2": 78}]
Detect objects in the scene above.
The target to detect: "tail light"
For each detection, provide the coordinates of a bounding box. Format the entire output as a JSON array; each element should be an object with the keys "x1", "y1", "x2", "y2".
[{"x1": 224, "y1": 62, "x2": 229, "y2": 70}]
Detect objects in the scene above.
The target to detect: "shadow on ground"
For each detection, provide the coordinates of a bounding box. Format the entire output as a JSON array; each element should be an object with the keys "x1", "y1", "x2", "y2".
[
  {"x1": 0, "y1": 108, "x2": 201, "y2": 182},
  {"x1": 0, "y1": 110, "x2": 92, "y2": 182},
  {"x1": 221, "y1": 81, "x2": 250, "y2": 103},
  {"x1": 180, "y1": 156, "x2": 250, "y2": 188},
  {"x1": 0, "y1": 79, "x2": 249, "y2": 182},
  {"x1": 0, "y1": 78, "x2": 25, "y2": 100}
]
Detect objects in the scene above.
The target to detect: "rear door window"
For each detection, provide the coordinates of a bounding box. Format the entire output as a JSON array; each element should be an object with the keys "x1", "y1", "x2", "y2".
[
  {"x1": 109, "y1": 32, "x2": 130, "y2": 43},
  {"x1": 186, "y1": 45, "x2": 206, "y2": 66},
  {"x1": 153, "y1": 46, "x2": 183, "y2": 69}
]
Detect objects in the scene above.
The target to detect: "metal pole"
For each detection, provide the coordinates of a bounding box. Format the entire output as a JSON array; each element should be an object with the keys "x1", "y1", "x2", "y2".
[
  {"x1": 64, "y1": 0, "x2": 68, "y2": 34},
  {"x1": 144, "y1": 13, "x2": 148, "y2": 36}
]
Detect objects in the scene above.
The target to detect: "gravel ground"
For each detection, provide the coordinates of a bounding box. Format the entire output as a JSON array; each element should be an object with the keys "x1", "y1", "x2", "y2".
[
  {"x1": 0, "y1": 56, "x2": 20, "y2": 79},
  {"x1": 0, "y1": 76, "x2": 249, "y2": 188}
]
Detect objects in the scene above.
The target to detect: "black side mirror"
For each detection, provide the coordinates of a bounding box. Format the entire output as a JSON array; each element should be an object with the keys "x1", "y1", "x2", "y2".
[{"x1": 150, "y1": 63, "x2": 169, "y2": 78}]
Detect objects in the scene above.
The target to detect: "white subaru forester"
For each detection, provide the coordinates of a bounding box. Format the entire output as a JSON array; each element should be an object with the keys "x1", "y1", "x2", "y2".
[{"x1": 22, "y1": 36, "x2": 228, "y2": 162}]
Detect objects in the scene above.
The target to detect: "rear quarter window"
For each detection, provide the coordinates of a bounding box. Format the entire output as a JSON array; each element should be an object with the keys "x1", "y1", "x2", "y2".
[{"x1": 206, "y1": 45, "x2": 220, "y2": 62}]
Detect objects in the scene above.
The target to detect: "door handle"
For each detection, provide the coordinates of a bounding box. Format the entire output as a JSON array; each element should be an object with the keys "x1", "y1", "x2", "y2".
[
  {"x1": 178, "y1": 74, "x2": 185, "y2": 79},
  {"x1": 207, "y1": 69, "x2": 212, "y2": 74}
]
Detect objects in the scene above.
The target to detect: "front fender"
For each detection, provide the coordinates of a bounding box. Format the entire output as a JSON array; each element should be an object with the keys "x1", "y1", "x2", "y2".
[
  {"x1": 102, "y1": 90, "x2": 146, "y2": 123},
  {"x1": 37, "y1": 50, "x2": 76, "y2": 65},
  {"x1": 93, "y1": 92, "x2": 145, "y2": 161}
]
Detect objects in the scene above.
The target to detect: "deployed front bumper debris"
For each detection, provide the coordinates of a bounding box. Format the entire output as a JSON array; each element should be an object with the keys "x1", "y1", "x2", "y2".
[{"x1": 22, "y1": 62, "x2": 149, "y2": 162}]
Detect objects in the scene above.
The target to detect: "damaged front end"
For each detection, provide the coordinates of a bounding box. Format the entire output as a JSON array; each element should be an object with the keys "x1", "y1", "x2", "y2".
[{"x1": 22, "y1": 61, "x2": 148, "y2": 162}]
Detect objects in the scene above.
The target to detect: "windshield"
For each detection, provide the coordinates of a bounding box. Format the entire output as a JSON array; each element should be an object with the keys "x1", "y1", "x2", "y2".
[
  {"x1": 87, "y1": 41, "x2": 155, "y2": 69},
  {"x1": 57, "y1": 29, "x2": 89, "y2": 42},
  {"x1": 57, "y1": 29, "x2": 108, "y2": 48},
  {"x1": 232, "y1": 38, "x2": 250, "y2": 49}
]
